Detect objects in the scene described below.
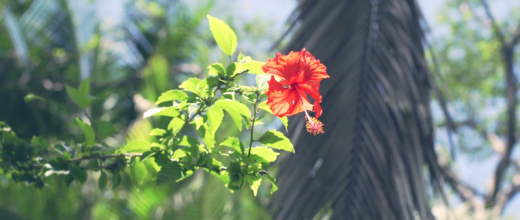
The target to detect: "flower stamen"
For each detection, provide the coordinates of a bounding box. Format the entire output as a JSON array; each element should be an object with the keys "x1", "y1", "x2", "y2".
[
  {"x1": 297, "y1": 87, "x2": 324, "y2": 135},
  {"x1": 305, "y1": 116, "x2": 324, "y2": 135}
]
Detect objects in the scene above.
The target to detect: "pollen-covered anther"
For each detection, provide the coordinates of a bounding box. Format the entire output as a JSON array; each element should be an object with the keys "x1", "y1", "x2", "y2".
[{"x1": 305, "y1": 117, "x2": 324, "y2": 135}]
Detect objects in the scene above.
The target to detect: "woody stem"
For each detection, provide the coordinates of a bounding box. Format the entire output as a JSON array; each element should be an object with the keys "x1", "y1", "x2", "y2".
[{"x1": 248, "y1": 92, "x2": 261, "y2": 157}]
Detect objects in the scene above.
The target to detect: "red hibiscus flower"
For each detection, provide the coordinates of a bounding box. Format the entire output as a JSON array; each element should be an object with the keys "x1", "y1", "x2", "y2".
[{"x1": 263, "y1": 48, "x2": 329, "y2": 135}]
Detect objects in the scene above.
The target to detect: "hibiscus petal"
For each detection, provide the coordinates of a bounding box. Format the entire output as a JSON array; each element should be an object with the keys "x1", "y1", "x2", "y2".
[
  {"x1": 298, "y1": 84, "x2": 323, "y2": 119},
  {"x1": 297, "y1": 48, "x2": 329, "y2": 83},
  {"x1": 266, "y1": 76, "x2": 307, "y2": 117},
  {"x1": 262, "y1": 51, "x2": 302, "y2": 85}
]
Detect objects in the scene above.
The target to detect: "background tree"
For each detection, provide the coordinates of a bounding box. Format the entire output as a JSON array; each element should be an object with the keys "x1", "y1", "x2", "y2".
[{"x1": 427, "y1": 0, "x2": 520, "y2": 218}]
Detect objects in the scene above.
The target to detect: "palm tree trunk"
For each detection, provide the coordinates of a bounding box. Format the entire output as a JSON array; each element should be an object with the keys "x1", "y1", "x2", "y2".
[{"x1": 269, "y1": 1, "x2": 440, "y2": 219}]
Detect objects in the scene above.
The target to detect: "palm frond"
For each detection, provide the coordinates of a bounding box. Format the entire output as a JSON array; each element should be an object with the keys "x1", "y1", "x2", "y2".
[
  {"x1": 3, "y1": 8, "x2": 29, "y2": 65},
  {"x1": 269, "y1": 1, "x2": 440, "y2": 219}
]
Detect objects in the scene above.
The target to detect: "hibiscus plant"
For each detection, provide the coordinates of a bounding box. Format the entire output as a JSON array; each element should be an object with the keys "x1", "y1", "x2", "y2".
[{"x1": 0, "y1": 15, "x2": 328, "y2": 195}]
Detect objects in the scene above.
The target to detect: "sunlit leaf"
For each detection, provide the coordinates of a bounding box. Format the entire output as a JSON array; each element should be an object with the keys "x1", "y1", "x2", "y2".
[
  {"x1": 215, "y1": 100, "x2": 251, "y2": 131},
  {"x1": 259, "y1": 130, "x2": 294, "y2": 153},
  {"x1": 248, "y1": 176, "x2": 262, "y2": 196},
  {"x1": 208, "y1": 63, "x2": 226, "y2": 76},
  {"x1": 24, "y1": 93, "x2": 45, "y2": 103},
  {"x1": 168, "y1": 117, "x2": 186, "y2": 134},
  {"x1": 122, "y1": 139, "x2": 151, "y2": 153},
  {"x1": 143, "y1": 107, "x2": 180, "y2": 118},
  {"x1": 179, "y1": 78, "x2": 202, "y2": 94},
  {"x1": 207, "y1": 15, "x2": 237, "y2": 56},
  {"x1": 197, "y1": 124, "x2": 215, "y2": 151},
  {"x1": 149, "y1": 128, "x2": 166, "y2": 136},
  {"x1": 220, "y1": 137, "x2": 244, "y2": 154},
  {"x1": 250, "y1": 146, "x2": 279, "y2": 162},
  {"x1": 156, "y1": 90, "x2": 188, "y2": 105},
  {"x1": 243, "y1": 61, "x2": 265, "y2": 74},
  {"x1": 207, "y1": 105, "x2": 224, "y2": 136}
]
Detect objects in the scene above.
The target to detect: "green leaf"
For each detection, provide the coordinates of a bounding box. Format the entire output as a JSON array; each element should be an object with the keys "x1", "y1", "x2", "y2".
[
  {"x1": 258, "y1": 101, "x2": 288, "y2": 131},
  {"x1": 76, "y1": 118, "x2": 95, "y2": 147},
  {"x1": 168, "y1": 117, "x2": 186, "y2": 134},
  {"x1": 259, "y1": 130, "x2": 294, "y2": 153},
  {"x1": 207, "y1": 105, "x2": 224, "y2": 136},
  {"x1": 112, "y1": 172, "x2": 121, "y2": 189},
  {"x1": 132, "y1": 160, "x2": 147, "y2": 188},
  {"x1": 264, "y1": 174, "x2": 278, "y2": 194},
  {"x1": 65, "y1": 174, "x2": 74, "y2": 187},
  {"x1": 140, "y1": 151, "x2": 156, "y2": 162},
  {"x1": 220, "y1": 137, "x2": 244, "y2": 154},
  {"x1": 248, "y1": 176, "x2": 262, "y2": 196},
  {"x1": 156, "y1": 90, "x2": 188, "y2": 105},
  {"x1": 31, "y1": 136, "x2": 49, "y2": 149},
  {"x1": 242, "y1": 92, "x2": 257, "y2": 103},
  {"x1": 172, "y1": 148, "x2": 187, "y2": 159},
  {"x1": 279, "y1": 117, "x2": 289, "y2": 132},
  {"x1": 66, "y1": 78, "x2": 91, "y2": 109},
  {"x1": 66, "y1": 86, "x2": 90, "y2": 109},
  {"x1": 207, "y1": 15, "x2": 237, "y2": 56},
  {"x1": 78, "y1": 77, "x2": 90, "y2": 95},
  {"x1": 122, "y1": 139, "x2": 151, "y2": 153},
  {"x1": 257, "y1": 101, "x2": 271, "y2": 113},
  {"x1": 226, "y1": 63, "x2": 237, "y2": 77},
  {"x1": 98, "y1": 120, "x2": 117, "y2": 139},
  {"x1": 70, "y1": 164, "x2": 87, "y2": 184},
  {"x1": 143, "y1": 107, "x2": 180, "y2": 118},
  {"x1": 156, "y1": 162, "x2": 184, "y2": 185},
  {"x1": 98, "y1": 171, "x2": 107, "y2": 190},
  {"x1": 250, "y1": 146, "x2": 279, "y2": 162},
  {"x1": 193, "y1": 116, "x2": 205, "y2": 130},
  {"x1": 179, "y1": 78, "x2": 202, "y2": 94},
  {"x1": 215, "y1": 100, "x2": 251, "y2": 131},
  {"x1": 197, "y1": 124, "x2": 215, "y2": 151},
  {"x1": 208, "y1": 63, "x2": 226, "y2": 76},
  {"x1": 256, "y1": 74, "x2": 269, "y2": 90},
  {"x1": 24, "y1": 93, "x2": 45, "y2": 103},
  {"x1": 260, "y1": 162, "x2": 277, "y2": 194},
  {"x1": 178, "y1": 135, "x2": 199, "y2": 147},
  {"x1": 243, "y1": 61, "x2": 265, "y2": 74},
  {"x1": 196, "y1": 77, "x2": 219, "y2": 98},
  {"x1": 178, "y1": 136, "x2": 200, "y2": 156},
  {"x1": 149, "y1": 128, "x2": 166, "y2": 136}
]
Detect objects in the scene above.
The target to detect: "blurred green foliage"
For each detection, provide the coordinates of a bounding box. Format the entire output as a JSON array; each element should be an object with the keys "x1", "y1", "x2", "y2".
[{"x1": 0, "y1": 0, "x2": 279, "y2": 219}]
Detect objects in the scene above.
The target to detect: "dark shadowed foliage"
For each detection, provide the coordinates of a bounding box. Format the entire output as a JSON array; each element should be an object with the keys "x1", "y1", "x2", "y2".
[{"x1": 269, "y1": 0, "x2": 442, "y2": 219}]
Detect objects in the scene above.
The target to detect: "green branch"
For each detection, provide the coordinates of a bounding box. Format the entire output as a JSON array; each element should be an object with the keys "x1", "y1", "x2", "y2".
[{"x1": 248, "y1": 92, "x2": 261, "y2": 157}]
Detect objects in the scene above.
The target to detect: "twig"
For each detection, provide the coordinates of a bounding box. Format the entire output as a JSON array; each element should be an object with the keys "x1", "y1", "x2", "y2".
[
  {"x1": 509, "y1": 24, "x2": 520, "y2": 47},
  {"x1": 68, "y1": 153, "x2": 138, "y2": 163},
  {"x1": 479, "y1": 0, "x2": 519, "y2": 205},
  {"x1": 248, "y1": 92, "x2": 261, "y2": 157},
  {"x1": 480, "y1": 0, "x2": 505, "y2": 44}
]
